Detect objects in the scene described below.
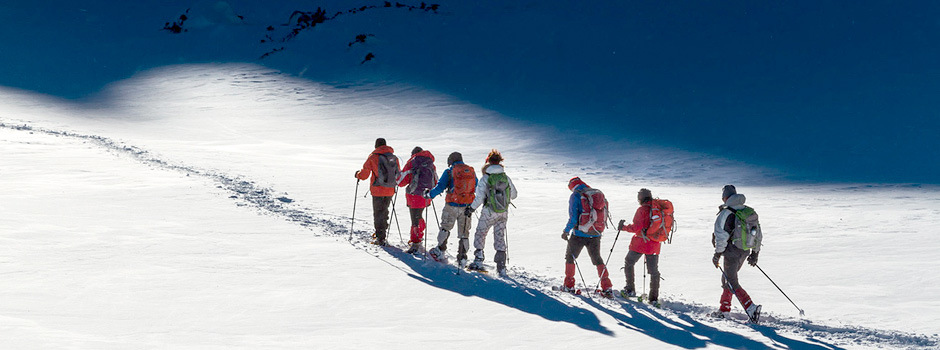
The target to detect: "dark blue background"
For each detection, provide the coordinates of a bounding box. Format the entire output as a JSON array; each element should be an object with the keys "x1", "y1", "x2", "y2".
[{"x1": 1, "y1": 1, "x2": 936, "y2": 183}]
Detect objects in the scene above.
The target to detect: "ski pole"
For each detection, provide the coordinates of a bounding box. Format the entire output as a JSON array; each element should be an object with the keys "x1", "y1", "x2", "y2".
[
  {"x1": 572, "y1": 253, "x2": 588, "y2": 291},
  {"x1": 424, "y1": 205, "x2": 429, "y2": 254},
  {"x1": 643, "y1": 255, "x2": 647, "y2": 296},
  {"x1": 593, "y1": 226, "x2": 622, "y2": 292},
  {"x1": 351, "y1": 179, "x2": 360, "y2": 240},
  {"x1": 756, "y1": 264, "x2": 805, "y2": 316},
  {"x1": 430, "y1": 198, "x2": 442, "y2": 232},
  {"x1": 390, "y1": 188, "x2": 404, "y2": 244}
]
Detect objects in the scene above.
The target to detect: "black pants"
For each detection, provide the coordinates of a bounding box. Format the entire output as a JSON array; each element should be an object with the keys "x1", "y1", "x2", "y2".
[
  {"x1": 409, "y1": 207, "x2": 425, "y2": 227},
  {"x1": 372, "y1": 196, "x2": 392, "y2": 240},
  {"x1": 624, "y1": 250, "x2": 660, "y2": 301},
  {"x1": 565, "y1": 235, "x2": 604, "y2": 265}
]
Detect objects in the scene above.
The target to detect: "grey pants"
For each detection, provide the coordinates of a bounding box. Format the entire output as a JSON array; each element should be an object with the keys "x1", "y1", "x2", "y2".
[
  {"x1": 625, "y1": 250, "x2": 660, "y2": 301},
  {"x1": 721, "y1": 244, "x2": 749, "y2": 290},
  {"x1": 436, "y1": 204, "x2": 472, "y2": 260}
]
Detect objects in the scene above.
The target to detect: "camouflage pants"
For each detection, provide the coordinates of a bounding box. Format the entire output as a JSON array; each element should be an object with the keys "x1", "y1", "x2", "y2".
[{"x1": 473, "y1": 208, "x2": 508, "y2": 252}]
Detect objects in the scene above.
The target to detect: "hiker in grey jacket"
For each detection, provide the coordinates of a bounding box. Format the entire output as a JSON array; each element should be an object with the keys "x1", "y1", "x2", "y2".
[
  {"x1": 464, "y1": 150, "x2": 518, "y2": 275},
  {"x1": 712, "y1": 185, "x2": 761, "y2": 321}
]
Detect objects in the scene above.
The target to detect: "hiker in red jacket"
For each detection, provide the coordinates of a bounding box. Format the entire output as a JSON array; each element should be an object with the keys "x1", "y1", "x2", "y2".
[
  {"x1": 618, "y1": 188, "x2": 662, "y2": 307},
  {"x1": 355, "y1": 138, "x2": 400, "y2": 246},
  {"x1": 397, "y1": 147, "x2": 438, "y2": 254}
]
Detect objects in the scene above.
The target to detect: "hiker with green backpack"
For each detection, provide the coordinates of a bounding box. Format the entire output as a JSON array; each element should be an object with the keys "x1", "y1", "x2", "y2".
[
  {"x1": 464, "y1": 150, "x2": 517, "y2": 275},
  {"x1": 711, "y1": 184, "x2": 763, "y2": 323}
]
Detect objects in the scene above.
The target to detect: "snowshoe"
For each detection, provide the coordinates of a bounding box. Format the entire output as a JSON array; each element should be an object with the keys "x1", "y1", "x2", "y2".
[
  {"x1": 497, "y1": 267, "x2": 508, "y2": 277},
  {"x1": 467, "y1": 260, "x2": 487, "y2": 273},
  {"x1": 405, "y1": 241, "x2": 422, "y2": 254},
  {"x1": 457, "y1": 258, "x2": 468, "y2": 269},
  {"x1": 619, "y1": 289, "x2": 637, "y2": 299},
  {"x1": 428, "y1": 246, "x2": 446, "y2": 262},
  {"x1": 371, "y1": 238, "x2": 388, "y2": 247},
  {"x1": 709, "y1": 310, "x2": 730, "y2": 319},
  {"x1": 552, "y1": 285, "x2": 581, "y2": 295},
  {"x1": 596, "y1": 289, "x2": 614, "y2": 299}
]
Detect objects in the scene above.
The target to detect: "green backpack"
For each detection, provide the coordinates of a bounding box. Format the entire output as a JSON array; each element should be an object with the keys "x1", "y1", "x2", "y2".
[
  {"x1": 731, "y1": 206, "x2": 762, "y2": 251},
  {"x1": 485, "y1": 172, "x2": 511, "y2": 213}
]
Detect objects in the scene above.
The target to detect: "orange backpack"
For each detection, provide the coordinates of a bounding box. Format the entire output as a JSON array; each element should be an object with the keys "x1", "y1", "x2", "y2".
[
  {"x1": 647, "y1": 199, "x2": 675, "y2": 243},
  {"x1": 447, "y1": 164, "x2": 476, "y2": 205}
]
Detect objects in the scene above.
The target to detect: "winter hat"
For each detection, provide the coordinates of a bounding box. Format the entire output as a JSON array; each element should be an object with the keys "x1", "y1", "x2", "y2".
[
  {"x1": 411, "y1": 146, "x2": 423, "y2": 155},
  {"x1": 375, "y1": 138, "x2": 387, "y2": 148},
  {"x1": 722, "y1": 184, "x2": 737, "y2": 200},
  {"x1": 568, "y1": 177, "x2": 586, "y2": 191},
  {"x1": 447, "y1": 152, "x2": 463, "y2": 166},
  {"x1": 486, "y1": 149, "x2": 503, "y2": 165},
  {"x1": 638, "y1": 188, "x2": 653, "y2": 203}
]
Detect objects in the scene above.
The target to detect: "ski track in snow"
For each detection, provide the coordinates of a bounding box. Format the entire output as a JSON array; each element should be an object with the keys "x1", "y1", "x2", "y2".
[{"x1": 2, "y1": 120, "x2": 937, "y2": 350}]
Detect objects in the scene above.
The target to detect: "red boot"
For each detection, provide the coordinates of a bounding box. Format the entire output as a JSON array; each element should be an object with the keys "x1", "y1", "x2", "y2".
[
  {"x1": 596, "y1": 264, "x2": 613, "y2": 291},
  {"x1": 719, "y1": 288, "x2": 733, "y2": 313},
  {"x1": 563, "y1": 263, "x2": 577, "y2": 289}
]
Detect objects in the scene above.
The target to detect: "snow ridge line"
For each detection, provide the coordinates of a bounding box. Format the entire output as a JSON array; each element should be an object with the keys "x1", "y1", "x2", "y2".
[{"x1": 2, "y1": 121, "x2": 937, "y2": 349}]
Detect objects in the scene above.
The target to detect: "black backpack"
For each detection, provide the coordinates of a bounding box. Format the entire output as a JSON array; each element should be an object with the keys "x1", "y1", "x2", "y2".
[{"x1": 374, "y1": 153, "x2": 400, "y2": 187}]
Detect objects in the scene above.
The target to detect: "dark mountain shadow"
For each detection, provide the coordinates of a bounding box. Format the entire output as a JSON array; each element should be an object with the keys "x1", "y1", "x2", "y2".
[{"x1": 384, "y1": 247, "x2": 613, "y2": 336}]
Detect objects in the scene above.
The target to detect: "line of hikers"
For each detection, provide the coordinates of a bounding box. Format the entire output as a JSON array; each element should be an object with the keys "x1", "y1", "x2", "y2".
[{"x1": 355, "y1": 138, "x2": 763, "y2": 323}]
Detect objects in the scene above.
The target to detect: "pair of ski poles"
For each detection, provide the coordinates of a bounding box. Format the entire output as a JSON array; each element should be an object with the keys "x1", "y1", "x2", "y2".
[{"x1": 350, "y1": 179, "x2": 405, "y2": 244}]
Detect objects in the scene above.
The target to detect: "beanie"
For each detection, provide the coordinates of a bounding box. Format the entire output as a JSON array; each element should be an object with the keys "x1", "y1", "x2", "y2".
[
  {"x1": 447, "y1": 152, "x2": 463, "y2": 166},
  {"x1": 375, "y1": 138, "x2": 386, "y2": 148},
  {"x1": 568, "y1": 177, "x2": 586, "y2": 191},
  {"x1": 411, "y1": 146, "x2": 423, "y2": 155},
  {"x1": 722, "y1": 184, "x2": 737, "y2": 200}
]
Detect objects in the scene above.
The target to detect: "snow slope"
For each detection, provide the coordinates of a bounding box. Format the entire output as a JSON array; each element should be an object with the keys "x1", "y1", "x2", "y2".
[{"x1": 2, "y1": 64, "x2": 939, "y2": 349}]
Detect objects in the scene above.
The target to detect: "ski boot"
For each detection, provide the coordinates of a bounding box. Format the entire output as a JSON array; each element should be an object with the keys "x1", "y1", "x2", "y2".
[{"x1": 746, "y1": 304, "x2": 762, "y2": 324}]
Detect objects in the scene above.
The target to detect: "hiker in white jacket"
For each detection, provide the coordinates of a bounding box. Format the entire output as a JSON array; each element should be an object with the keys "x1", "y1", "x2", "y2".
[{"x1": 464, "y1": 150, "x2": 517, "y2": 275}]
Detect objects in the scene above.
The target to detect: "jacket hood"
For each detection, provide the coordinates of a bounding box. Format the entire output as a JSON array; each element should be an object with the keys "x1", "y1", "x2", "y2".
[
  {"x1": 411, "y1": 150, "x2": 434, "y2": 161},
  {"x1": 483, "y1": 164, "x2": 505, "y2": 174},
  {"x1": 724, "y1": 193, "x2": 747, "y2": 209},
  {"x1": 373, "y1": 145, "x2": 395, "y2": 154}
]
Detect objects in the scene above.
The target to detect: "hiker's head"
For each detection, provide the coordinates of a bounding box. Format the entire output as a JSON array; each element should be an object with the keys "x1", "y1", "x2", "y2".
[
  {"x1": 638, "y1": 188, "x2": 652, "y2": 204},
  {"x1": 447, "y1": 152, "x2": 463, "y2": 166},
  {"x1": 411, "y1": 146, "x2": 423, "y2": 155},
  {"x1": 375, "y1": 138, "x2": 387, "y2": 148},
  {"x1": 722, "y1": 184, "x2": 737, "y2": 202},
  {"x1": 568, "y1": 177, "x2": 586, "y2": 192},
  {"x1": 486, "y1": 149, "x2": 503, "y2": 165}
]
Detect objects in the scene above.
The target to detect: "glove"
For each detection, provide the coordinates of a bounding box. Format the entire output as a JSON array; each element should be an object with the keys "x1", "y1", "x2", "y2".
[
  {"x1": 712, "y1": 252, "x2": 722, "y2": 267},
  {"x1": 561, "y1": 231, "x2": 569, "y2": 241},
  {"x1": 464, "y1": 206, "x2": 474, "y2": 217},
  {"x1": 423, "y1": 189, "x2": 431, "y2": 199},
  {"x1": 354, "y1": 170, "x2": 360, "y2": 178},
  {"x1": 618, "y1": 219, "x2": 626, "y2": 230},
  {"x1": 747, "y1": 251, "x2": 759, "y2": 266}
]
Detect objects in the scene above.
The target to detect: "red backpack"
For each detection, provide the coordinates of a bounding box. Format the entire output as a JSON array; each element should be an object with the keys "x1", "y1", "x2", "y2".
[
  {"x1": 577, "y1": 188, "x2": 608, "y2": 234},
  {"x1": 447, "y1": 164, "x2": 476, "y2": 205},
  {"x1": 647, "y1": 198, "x2": 675, "y2": 242}
]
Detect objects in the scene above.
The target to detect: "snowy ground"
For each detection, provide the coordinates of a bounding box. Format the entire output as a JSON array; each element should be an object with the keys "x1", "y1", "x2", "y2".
[{"x1": 2, "y1": 64, "x2": 939, "y2": 349}]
